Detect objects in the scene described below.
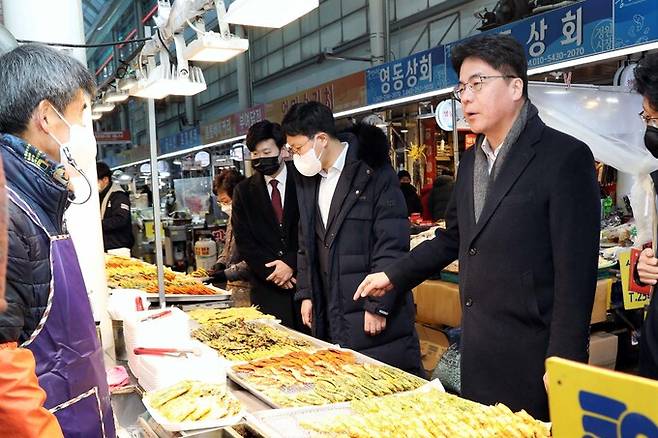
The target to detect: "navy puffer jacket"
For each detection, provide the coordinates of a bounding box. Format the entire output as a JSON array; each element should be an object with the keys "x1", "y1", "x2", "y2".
[{"x1": 0, "y1": 133, "x2": 68, "y2": 345}]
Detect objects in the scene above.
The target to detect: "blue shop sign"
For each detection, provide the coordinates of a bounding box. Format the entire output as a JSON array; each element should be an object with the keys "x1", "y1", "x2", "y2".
[
  {"x1": 614, "y1": 0, "x2": 658, "y2": 49},
  {"x1": 159, "y1": 127, "x2": 201, "y2": 155},
  {"x1": 366, "y1": 46, "x2": 446, "y2": 105}
]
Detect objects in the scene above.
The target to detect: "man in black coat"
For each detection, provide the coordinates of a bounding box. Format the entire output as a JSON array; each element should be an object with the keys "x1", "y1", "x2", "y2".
[
  {"x1": 428, "y1": 173, "x2": 455, "y2": 220},
  {"x1": 355, "y1": 34, "x2": 600, "y2": 420},
  {"x1": 97, "y1": 161, "x2": 134, "y2": 253},
  {"x1": 631, "y1": 53, "x2": 658, "y2": 380},
  {"x1": 282, "y1": 102, "x2": 422, "y2": 375},
  {"x1": 232, "y1": 120, "x2": 303, "y2": 330}
]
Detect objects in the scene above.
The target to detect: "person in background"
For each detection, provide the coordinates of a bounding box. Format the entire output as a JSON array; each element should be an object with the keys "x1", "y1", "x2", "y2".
[
  {"x1": 398, "y1": 169, "x2": 422, "y2": 215},
  {"x1": 354, "y1": 34, "x2": 600, "y2": 420},
  {"x1": 97, "y1": 161, "x2": 134, "y2": 255},
  {"x1": 0, "y1": 44, "x2": 114, "y2": 437},
  {"x1": 428, "y1": 169, "x2": 455, "y2": 220},
  {"x1": 232, "y1": 120, "x2": 303, "y2": 329},
  {"x1": 209, "y1": 169, "x2": 251, "y2": 306},
  {"x1": 283, "y1": 101, "x2": 422, "y2": 375},
  {"x1": 631, "y1": 52, "x2": 658, "y2": 380}
]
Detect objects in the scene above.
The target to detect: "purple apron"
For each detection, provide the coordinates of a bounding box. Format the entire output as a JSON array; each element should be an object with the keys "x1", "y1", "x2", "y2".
[{"x1": 9, "y1": 188, "x2": 115, "y2": 438}]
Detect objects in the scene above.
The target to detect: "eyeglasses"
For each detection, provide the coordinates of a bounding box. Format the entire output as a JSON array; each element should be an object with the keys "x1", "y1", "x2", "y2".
[
  {"x1": 284, "y1": 136, "x2": 316, "y2": 155},
  {"x1": 452, "y1": 75, "x2": 518, "y2": 101},
  {"x1": 639, "y1": 110, "x2": 658, "y2": 128}
]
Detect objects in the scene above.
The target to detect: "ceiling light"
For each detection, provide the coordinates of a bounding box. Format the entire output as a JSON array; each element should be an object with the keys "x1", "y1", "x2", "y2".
[
  {"x1": 225, "y1": 0, "x2": 319, "y2": 28},
  {"x1": 105, "y1": 89, "x2": 130, "y2": 103},
  {"x1": 92, "y1": 101, "x2": 115, "y2": 112},
  {"x1": 184, "y1": 31, "x2": 249, "y2": 62},
  {"x1": 129, "y1": 49, "x2": 207, "y2": 99},
  {"x1": 400, "y1": 129, "x2": 409, "y2": 133},
  {"x1": 91, "y1": 112, "x2": 103, "y2": 120},
  {"x1": 118, "y1": 76, "x2": 138, "y2": 91}
]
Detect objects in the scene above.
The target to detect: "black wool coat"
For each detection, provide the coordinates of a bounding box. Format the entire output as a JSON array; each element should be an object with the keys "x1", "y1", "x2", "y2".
[
  {"x1": 386, "y1": 112, "x2": 600, "y2": 420},
  {"x1": 231, "y1": 163, "x2": 302, "y2": 329},
  {"x1": 294, "y1": 124, "x2": 422, "y2": 375}
]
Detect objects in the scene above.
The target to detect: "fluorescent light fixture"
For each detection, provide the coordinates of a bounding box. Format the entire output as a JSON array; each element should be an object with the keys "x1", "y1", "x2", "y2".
[
  {"x1": 104, "y1": 89, "x2": 130, "y2": 103},
  {"x1": 91, "y1": 112, "x2": 103, "y2": 120},
  {"x1": 184, "y1": 31, "x2": 249, "y2": 62},
  {"x1": 334, "y1": 87, "x2": 454, "y2": 118},
  {"x1": 92, "y1": 101, "x2": 115, "y2": 112},
  {"x1": 400, "y1": 129, "x2": 409, "y2": 133},
  {"x1": 130, "y1": 63, "x2": 207, "y2": 99},
  {"x1": 118, "y1": 76, "x2": 138, "y2": 91},
  {"x1": 225, "y1": 0, "x2": 319, "y2": 28}
]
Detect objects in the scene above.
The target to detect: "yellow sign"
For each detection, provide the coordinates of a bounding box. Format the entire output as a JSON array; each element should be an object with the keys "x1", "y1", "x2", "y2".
[
  {"x1": 619, "y1": 251, "x2": 652, "y2": 310},
  {"x1": 547, "y1": 357, "x2": 658, "y2": 437}
]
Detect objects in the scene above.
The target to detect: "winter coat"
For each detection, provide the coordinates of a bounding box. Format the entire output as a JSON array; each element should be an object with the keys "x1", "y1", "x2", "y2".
[
  {"x1": 0, "y1": 134, "x2": 68, "y2": 345},
  {"x1": 99, "y1": 182, "x2": 134, "y2": 250},
  {"x1": 386, "y1": 112, "x2": 600, "y2": 420},
  {"x1": 294, "y1": 123, "x2": 422, "y2": 375},
  {"x1": 400, "y1": 183, "x2": 422, "y2": 216},
  {"x1": 428, "y1": 175, "x2": 455, "y2": 220},
  {"x1": 639, "y1": 172, "x2": 658, "y2": 379}
]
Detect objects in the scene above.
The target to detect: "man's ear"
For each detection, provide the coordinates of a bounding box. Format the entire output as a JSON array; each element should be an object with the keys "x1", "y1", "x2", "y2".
[{"x1": 34, "y1": 100, "x2": 54, "y2": 134}]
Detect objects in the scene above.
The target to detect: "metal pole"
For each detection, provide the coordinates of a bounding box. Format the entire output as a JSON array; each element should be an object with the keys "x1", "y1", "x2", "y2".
[
  {"x1": 148, "y1": 97, "x2": 166, "y2": 308},
  {"x1": 451, "y1": 97, "x2": 460, "y2": 175}
]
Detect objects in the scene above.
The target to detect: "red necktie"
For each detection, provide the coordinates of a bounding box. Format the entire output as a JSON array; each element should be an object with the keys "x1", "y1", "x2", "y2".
[{"x1": 270, "y1": 180, "x2": 283, "y2": 224}]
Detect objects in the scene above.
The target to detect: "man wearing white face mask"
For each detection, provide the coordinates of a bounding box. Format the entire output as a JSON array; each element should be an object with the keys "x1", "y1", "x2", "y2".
[
  {"x1": 282, "y1": 101, "x2": 422, "y2": 376},
  {"x1": 0, "y1": 44, "x2": 115, "y2": 437}
]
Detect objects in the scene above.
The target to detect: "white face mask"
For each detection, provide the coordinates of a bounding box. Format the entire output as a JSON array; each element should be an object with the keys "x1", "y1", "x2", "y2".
[
  {"x1": 48, "y1": 104, "x2": 97, "y2": 175},
  {"x1": 220, "y1": 202, "x2": 232, "y2": 215},
  {"x1": 293, "y1": 136, "x2": 324, "y2": 177}
]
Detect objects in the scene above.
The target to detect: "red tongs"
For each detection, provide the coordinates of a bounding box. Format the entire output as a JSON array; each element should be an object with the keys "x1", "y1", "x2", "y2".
[
  {"x1": 139, "y1": 309, "x2": 172, "y2": 323},
  {"x1": 133, "y1": 347, "x2": 201, "y2": 358}
]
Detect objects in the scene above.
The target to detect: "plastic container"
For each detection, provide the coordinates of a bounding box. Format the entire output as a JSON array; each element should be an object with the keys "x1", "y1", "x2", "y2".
[{"x1": 194, "y1": 238, "x2": 217, "y2": 271}]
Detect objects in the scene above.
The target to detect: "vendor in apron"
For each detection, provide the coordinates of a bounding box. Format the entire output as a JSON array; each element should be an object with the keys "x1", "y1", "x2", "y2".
[{"x1": 0, "y1": 44, "x2": 114, "y2": 437}]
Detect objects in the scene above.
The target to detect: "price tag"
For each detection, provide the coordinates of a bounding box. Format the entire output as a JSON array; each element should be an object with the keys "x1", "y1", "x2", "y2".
[{"x1": 619, "y1": 251, "x2": 652, "y2": 310}]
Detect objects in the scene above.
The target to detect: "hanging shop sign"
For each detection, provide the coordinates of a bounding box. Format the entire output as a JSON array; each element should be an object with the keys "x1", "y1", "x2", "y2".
[
  {"x1": 547, "y1": 357, "x2": 658, "y2": 437},
  {"x1": 159, "y1": 127, "x2": 201, "y2": 155},
  {"x1": 201, "y1": 115, "x2": 235, "y2": 145},
  {"x1": 234, "y1": 104, "x2": 265, "y2": 136},
  {"x1": 366, "y1": 46, "x2": 446, "y2": 106},
  {"x1": 95, "y1": 130, "x2": 132, "y2": 144}
]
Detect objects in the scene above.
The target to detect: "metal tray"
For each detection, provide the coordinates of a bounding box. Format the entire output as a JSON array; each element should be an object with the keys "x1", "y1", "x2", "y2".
[
  {"x1": 146, "y1": 293, "x2": 231, "y2": 303},
  {"x1": 227, "y1": 346, "x2": 427, "y2": 410}
]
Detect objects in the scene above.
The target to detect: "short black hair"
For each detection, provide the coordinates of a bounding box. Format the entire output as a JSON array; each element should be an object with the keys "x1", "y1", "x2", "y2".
[
  {"x1": 281, "y1": 101, "x2": 337, "y2": 139},
  {"x1": 213, "y1": 168, "x2": 245, "y2": 199},
  {"x1": 97, "y1": 161, "x2": 112, "y2": 181},
  {"x1": 451, "y1": 34, "x2": 528, "y2": 98},
  {"x1": 634, "y1": 53, "x2": 658, "y2": 111},
  {"x1": 245, "y1": 120, "x2": 285, "y2": 152},
  {"x1": 0, "y1": 44, "x2": 96, "y2": 135},
  {"x1": 398, "y1": 170, "x2": 411, "y2": 180}
]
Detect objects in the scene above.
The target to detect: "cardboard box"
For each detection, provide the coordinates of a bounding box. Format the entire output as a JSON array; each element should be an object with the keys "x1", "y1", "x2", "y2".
[
  {"x1": 413, "y1": 280, "x2": 461, "y2": 327},
  {"x1": 591, "y1": 279, "x2": 612, "y2": 324},
  {"x1": 415, "y1": 323, "x2": 450, "y2": 374},
  {"x1": 588, "y1": 331, "x2": 618, "y2": 370}
]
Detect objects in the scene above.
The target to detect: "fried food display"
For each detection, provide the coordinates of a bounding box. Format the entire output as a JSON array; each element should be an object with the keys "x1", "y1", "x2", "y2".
[
  {"x1": 187, "y1": 306, "x2": 275, "y2": 325},
  {"x1": 231, "y1": 349, "x2": 426, "y2": 407},
  {"x1": 300, "y1": 388, "x2": 550, "y2": 438},
  {"x1": 144, "y1": 380, "x2": 242, "y2": 423},
  {"x1": 192, "y1": 319, "x2": 313, "y2": 361}
]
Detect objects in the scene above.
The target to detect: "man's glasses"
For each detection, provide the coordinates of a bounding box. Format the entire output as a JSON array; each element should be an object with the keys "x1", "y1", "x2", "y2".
[
  {"x1": 639, "y1": 110, "x2": 658, "y2": 128},
  {"x1": 284, "y1": 136, "x2": 316, "y2": 155},
  {"x1": 452, "y1": 75, "x2": 518, "y2": 101}
]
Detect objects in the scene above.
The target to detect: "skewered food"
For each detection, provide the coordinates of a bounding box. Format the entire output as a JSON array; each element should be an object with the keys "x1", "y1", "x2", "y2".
[
  {"x1": 192, "y1": 319, "x2": 313, "y2": 361},
  {"x1": 144, "y1": 380, "x2": 242, "y2": 423},
  {"x1": 231, "y1": 349, "x2": 426, "y2": 407},
  {"x1": 300, "y1": 388, "x2": 550, "y2": 437},
  {"x1": 187, "y1": 306, "x2": 275, "y2": 325}
]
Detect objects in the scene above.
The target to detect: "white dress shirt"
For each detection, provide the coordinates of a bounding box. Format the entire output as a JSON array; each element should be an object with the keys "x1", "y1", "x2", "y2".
[
  {"x1": 318, "y1": 142, "x2": 349, "y2": 226},
  {"x1": 264, "y1": 163, "x2": 287, "y2": 208},
  {"x1": 481, "y1": 137, "x2": 504, "y2": 174}
]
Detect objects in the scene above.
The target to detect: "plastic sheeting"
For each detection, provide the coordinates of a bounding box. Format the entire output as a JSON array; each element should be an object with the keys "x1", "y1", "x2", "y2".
[{"x1": 528, "y1": 83, "x2": 657, "y2": 245}]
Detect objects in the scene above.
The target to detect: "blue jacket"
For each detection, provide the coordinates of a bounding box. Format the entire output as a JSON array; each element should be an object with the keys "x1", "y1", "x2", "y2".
[{"x1": 0, "y1": 133, "x2": 69, "y2": 344}]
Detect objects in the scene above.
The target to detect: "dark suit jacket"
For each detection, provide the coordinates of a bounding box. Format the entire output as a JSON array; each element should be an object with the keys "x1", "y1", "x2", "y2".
[
  {"x1": 640, "y1": 172, "x2": 658, "y2": 379},
  {"x1": 386, "y1": 111, "x2": 600, "y2": 420},
  {"x1": 232, "y1": 163, "x2": 301, "y2": 328},
  {"x1": 294, "y1": 127, "x2": 422, "y2": 375}
]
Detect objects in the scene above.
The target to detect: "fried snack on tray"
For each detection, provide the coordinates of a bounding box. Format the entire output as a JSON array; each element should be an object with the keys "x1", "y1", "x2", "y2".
[
  {"x1": 231, "y1": 349, "x2": 426, "y2": 407},
  {"x1": 300, "y1": 388, "x2": 550, "y2": 438},
  {"x1": 105, "y1": 255, "x2": 219, "y2": 295},
  {"x1": 144, "y1": 380, "x2": 241, "y2": 423},
  {"x1": 192, "y1": 319, "x2": 312, "y2": 361},
  {"x1": 187, "y1": 306, "x2": 275, "y2": 325}
]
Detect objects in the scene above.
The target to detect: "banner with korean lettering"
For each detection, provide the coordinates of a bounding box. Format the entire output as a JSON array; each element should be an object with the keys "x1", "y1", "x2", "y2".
[
  {"x1": 366, "y1": 46, "x2": 446, "y2": 105},
  {"x1": 159, "y1": 127, "x2": 201, "y2": 155},
  {"x1": 614, "y1": 0, "x2": 658, "y2": 49}
]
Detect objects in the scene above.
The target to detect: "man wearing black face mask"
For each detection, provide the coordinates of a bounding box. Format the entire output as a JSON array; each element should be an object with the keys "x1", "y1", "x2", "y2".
[
  {"x1": 633, "y1": 53, "x2": 658, "y2": 380},
  {"x1": 231, "y1": 120, "x2": 304, "y2": 329},
  {"x1": 397, "y1": 170, "x2": 422, "y2": 216}
]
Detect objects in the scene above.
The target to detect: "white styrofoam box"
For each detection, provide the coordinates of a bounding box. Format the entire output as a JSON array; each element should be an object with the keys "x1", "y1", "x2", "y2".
[
  {"x1": 124, "y1": 307, "x2": 191, "y2": 365},
  {"x1": 108, "y1": 289, "x2": 151, "y2": 321}
]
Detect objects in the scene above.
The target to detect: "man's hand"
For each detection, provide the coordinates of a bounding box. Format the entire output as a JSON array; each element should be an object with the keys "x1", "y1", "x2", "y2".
[
  {"x1": 265, "y1": 260, "x2": 293, "y2": 287},
  {"x1": 353, "y1": 272, "x2": 394, "y2": 300},
  {"x1": 301, "y1": 299, "x2": 313, "y2": 328},
  {"x1": 364, "y1": 311, "x2": 386, "y2": 336},
  {"x1": 637, "y1": 248, "x2": 658, "y2": 285}
]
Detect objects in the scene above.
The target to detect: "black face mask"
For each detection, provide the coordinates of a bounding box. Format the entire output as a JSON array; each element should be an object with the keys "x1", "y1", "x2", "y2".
[
  {"x1": 252, "y1": 156, "x2": 282, "y2": 176},
  {"x1": 646, "y1": 126, "x2": 658, "y2": 158}
]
